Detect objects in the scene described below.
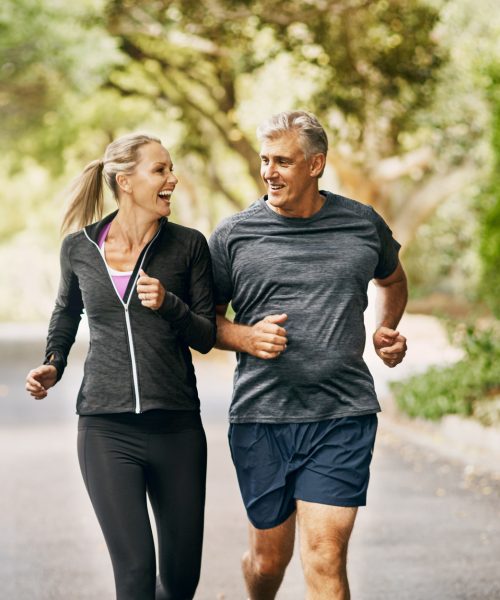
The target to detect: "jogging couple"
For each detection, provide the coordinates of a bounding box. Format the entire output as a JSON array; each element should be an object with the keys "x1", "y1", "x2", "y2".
[{"x1": 26, "y1": 111, "x2": 407, "y2": 600}]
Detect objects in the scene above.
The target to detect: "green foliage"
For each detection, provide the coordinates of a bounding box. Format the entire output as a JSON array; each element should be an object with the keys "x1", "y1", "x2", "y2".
[
  {"x1": 279, "y1": 0, "x2": 444, "y2": 151},
  {"x1": 478, "y1": 194, "x2": 500, "y2": 318},
  {"x1": 0, "y1": 0, "x2": 122, "y2": 171},
  {"x1": 391, "y1": 324, "x2": 500, "y2": 421},
  {"x1": 478, "y1": 65, "x2": 500, "y2": 318}
]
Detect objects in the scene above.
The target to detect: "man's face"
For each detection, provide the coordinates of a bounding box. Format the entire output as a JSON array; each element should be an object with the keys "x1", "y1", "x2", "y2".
[{"x1": 259, "y1": 132, "x2": 321, "y2": 215}]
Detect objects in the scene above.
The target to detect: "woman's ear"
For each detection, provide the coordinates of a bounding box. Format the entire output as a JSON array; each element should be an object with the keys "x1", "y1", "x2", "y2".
[{"x1": 116, "y1": 173, "x2": 131, "y2": 194}]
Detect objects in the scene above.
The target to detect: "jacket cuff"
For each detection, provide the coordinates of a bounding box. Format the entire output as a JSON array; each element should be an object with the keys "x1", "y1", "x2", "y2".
[
  {"x1": 43, "y1": 352, "x2": 65, "y2": 382},
  {"x1": 156, "y1": 291, "x2": 189, "y2": 323}
]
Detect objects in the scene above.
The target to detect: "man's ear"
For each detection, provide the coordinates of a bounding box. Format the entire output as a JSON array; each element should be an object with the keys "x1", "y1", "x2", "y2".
[
  {"x1": 309, "y1": 153, "x2": 326, "y2": 178},
  {"x1": 116, "y1": 173, "x2": 131, "y2": 194}
]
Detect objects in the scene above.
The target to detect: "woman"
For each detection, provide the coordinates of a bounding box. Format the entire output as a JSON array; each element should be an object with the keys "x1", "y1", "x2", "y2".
[{"x1": 25, "y1": 133, "x2": 216, "y2": 599}]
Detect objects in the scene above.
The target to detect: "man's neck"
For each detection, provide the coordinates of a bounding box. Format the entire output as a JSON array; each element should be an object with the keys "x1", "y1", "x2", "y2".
[{"x1": 269, "y1": 191, "x2": 325, "y2": 219}]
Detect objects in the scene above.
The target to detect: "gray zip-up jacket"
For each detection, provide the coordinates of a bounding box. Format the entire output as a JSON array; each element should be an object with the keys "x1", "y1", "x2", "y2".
[{"x1": 44, "y1": 211, "x2": 216, "y2": 415}]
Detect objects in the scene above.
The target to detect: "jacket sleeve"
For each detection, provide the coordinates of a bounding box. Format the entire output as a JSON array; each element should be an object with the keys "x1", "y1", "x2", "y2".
[
  {"x1": 156, "y1": 233, "x2": 216, "y2": 354},
  {"x1": 43, "y1": 235, "x2": 84, "y2": 381}
]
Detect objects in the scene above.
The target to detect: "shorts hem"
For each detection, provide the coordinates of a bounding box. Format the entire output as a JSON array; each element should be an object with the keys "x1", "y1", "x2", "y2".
[
  {"x1": 294, "y1": 494, "x2": 367, "y2": 508},
  {"x1": 246, "y1": 507, "x2": 297, "y2": 530}
]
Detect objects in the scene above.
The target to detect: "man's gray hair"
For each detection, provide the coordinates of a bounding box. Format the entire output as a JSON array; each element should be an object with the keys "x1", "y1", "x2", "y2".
[{"x1": 256, "y1": 110, "x2": 328, "y2": 159}]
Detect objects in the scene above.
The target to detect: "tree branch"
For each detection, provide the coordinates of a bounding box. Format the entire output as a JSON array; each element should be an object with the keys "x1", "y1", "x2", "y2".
[{"x1": 392, "y1": 161, "x2": 478, "y2": 248}]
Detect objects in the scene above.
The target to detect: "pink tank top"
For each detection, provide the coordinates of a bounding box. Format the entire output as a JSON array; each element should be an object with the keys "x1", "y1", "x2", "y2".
[{"x1": 98, "y1": 222, "x2": 132, "y2": 300}]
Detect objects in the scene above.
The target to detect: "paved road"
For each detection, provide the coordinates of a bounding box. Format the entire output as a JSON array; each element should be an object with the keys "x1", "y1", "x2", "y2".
[{"x1": 1, "y1": 326, "x2": 500, "y2": 599}]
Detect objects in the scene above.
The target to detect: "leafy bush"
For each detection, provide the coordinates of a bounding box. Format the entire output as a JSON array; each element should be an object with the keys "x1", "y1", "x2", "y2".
[{"x1": 390, "y1": 324, "x2": 500, "y2": 421}]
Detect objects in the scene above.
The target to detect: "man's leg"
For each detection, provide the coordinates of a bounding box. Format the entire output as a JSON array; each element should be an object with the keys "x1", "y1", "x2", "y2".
[
  {"x1": 242, "y1": 511, "x2": 296, "y2": 600},
  {"x1": 297, "y1": 501, "x2": 357, "y2": 600}
]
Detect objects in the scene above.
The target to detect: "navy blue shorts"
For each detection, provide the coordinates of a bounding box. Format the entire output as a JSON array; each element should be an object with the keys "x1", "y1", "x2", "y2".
[{"x1": 228, "y1": 414, "x2": 378, "y2": 530}]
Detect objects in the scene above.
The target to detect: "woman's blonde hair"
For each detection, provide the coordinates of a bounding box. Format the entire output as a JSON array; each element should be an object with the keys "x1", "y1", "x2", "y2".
[{"x1": 61, "y1": 133, "x2": 161, "y2": 234}]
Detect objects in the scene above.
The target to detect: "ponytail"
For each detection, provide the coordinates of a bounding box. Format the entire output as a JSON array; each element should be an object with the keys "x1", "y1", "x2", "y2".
[
  {"x1": 61, "y1": 159, "x2": 104, "y2": 235},
  {"x1": 61, "y1": 133, "x2": 161, "y2": 235}
]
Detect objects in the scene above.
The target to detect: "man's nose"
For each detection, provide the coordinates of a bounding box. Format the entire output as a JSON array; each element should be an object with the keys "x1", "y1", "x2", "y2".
[{"x1": 263, "y1": 162, "x2": 277, "y2": 179}]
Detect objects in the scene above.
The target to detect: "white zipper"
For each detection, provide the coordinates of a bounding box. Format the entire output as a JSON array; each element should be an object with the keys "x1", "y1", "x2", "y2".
[
  {"x1": 84, "y1": 226, "x2": 162, "y2": 413},
  {"x1": 124, "y1": 304, "x2": 141, "y2": 413}
]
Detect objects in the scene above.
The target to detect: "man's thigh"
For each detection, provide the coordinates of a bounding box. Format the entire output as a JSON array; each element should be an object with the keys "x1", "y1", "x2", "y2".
[
  {"x1": 295, "y1": 413, "x2": 378, "y2": 507},
  {"x1": 229, "y1": 423, "x2": 296, "y2": 529},
  {"x1": 247, "y1": 511, "x2": 297, "y2": 563},
  {"x1": 297, "y1": 501, "x2": 358, "y2": 562}
]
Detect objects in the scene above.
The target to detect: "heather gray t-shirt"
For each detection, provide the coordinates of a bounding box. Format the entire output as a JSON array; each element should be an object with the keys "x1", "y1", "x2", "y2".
[{"x1": 209, "y1": 191, "x2": 401, "y2": 423}]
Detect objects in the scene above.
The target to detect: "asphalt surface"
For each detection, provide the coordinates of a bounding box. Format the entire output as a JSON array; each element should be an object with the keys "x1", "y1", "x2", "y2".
[{"x1": 1, "y1": 326, "x2": 500, "y2": 600}]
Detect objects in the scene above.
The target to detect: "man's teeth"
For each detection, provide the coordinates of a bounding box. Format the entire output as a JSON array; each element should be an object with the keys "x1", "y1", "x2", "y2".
[{"x1": 158, "y1": 191, "x2": 172, "y2": 198}]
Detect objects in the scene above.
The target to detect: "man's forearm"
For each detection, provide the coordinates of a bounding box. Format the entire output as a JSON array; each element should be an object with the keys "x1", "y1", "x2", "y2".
[
  {"x1": 374, "y1": 279, "x2": 408, "y2": 330},
  {"x1": 215, "y1": 313, "x2": 250, "y2": 352}
]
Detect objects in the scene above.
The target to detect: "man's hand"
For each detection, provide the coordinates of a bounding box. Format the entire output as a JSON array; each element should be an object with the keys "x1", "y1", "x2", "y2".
[
  {"x1": 246, "y1": 313, "x2": 288, "y2": 359},
  {"x1": 25, "y1": 365, "x2": 58, "y2": 399},
  {"x1": 137, "y1": 269, "x2": 166, "y2": 310},
  {"x1": 373, "y1": 326, "x2": 407, "y2": 368}
]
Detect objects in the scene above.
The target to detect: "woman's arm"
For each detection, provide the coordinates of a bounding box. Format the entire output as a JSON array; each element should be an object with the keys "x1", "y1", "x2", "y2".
[
  {"x1": 25, "y1": 236, "x2": 84, "y2": 397},
  {"x1": 142, "y1": 235, "x2": 216, "y2": 354},
  {"x1": 43, "y1": 235, "x2": 84, "y2": 381}
]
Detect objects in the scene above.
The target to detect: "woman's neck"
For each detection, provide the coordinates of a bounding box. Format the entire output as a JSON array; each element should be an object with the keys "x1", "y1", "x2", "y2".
[{"x1": 111, "y1": 207, "x2": 159, "y2": 251}]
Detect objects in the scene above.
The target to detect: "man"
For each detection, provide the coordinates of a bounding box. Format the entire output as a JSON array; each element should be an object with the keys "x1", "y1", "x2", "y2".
[{"x1": 208, "y1": 111, "x2": 408, "y2": 600}]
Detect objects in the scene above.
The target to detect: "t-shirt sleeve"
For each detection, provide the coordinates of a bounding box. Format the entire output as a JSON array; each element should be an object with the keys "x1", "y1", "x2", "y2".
[
  {"x1": 371, "y1": 208, "x2": 401, "y2": 280},
  {"x1": 208, "y1": 222, "x2": 234, "y2": 305}
]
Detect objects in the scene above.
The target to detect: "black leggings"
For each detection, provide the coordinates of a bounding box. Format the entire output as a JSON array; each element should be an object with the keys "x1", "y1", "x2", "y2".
[{"x1": 77, "y1": 410, "x2": 207, "y2": 600}]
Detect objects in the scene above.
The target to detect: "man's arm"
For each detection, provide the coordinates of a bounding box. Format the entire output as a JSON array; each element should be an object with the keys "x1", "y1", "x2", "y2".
[
  {"x1": 372, "y1": 261, "x2": 408, "y2": 368},
  {"x1": 215, "y1": 304, "x2": 288, "y2": 359}
]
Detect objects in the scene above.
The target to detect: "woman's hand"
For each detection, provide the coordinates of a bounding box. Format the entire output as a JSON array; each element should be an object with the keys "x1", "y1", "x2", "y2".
[
  {"x1": 25, "y1": 365, "x2": 58, "y2": 399},
  {"x1": 136, "y1": 269, "x2": 166, "y2": 310}
]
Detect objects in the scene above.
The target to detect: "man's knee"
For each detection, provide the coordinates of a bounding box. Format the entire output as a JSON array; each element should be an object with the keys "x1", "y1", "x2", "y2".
[
  {"x1": 302, "y1": 535, "x2": 348, "y2": 579},
  {"x1": 244, "y1": 546, "x2": 293, "y2": 581}
]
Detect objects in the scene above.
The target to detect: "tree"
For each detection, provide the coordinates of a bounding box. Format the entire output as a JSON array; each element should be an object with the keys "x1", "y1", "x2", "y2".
[
  {"x1": 1, "y1": 0, "x2": 496, "y2": 245},
  {"x1": 103, "y1": 0, "x2": 479, "y2": 246}
]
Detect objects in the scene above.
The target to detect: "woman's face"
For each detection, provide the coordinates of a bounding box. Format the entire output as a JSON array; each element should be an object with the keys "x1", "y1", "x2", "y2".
[{"x1": 121, "y1": 142, "x2": 178, "y2": 218}]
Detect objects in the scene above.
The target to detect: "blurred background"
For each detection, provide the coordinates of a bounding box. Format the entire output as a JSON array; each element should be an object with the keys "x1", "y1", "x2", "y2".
[{"x1": 1, "y1": 1, "x2": 500, "y2": 598}]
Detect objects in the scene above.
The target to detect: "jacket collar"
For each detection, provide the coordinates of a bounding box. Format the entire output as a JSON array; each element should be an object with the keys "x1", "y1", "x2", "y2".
[{"x1": 84, "y1": 211, "x2": 168, "y2": 244}]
